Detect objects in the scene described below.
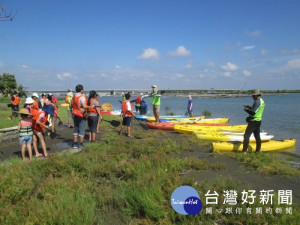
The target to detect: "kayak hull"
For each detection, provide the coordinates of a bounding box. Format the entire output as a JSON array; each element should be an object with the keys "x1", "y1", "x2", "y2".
[
  {"x1": 174, "y1": 124, "x2": 247, "y2": 134},
  {"x1": 212, "y1": 139, "x2": 296, "y2": 152}
]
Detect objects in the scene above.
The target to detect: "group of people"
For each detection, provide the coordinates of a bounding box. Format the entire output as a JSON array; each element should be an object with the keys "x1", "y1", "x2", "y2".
[
  {"x1": 14, "y1": 92, "x2": 58, "y2": 161},
  {"x1": 11, "y1": 83, "x2": 264, "y2": 161}
]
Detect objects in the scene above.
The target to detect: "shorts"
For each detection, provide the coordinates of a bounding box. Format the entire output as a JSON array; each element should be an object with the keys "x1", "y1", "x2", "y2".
[
  {"x1": 135, "y1": 105, "x2": 141, "y2": 113},
  {"x1": 73, "y1": 116, "x2": 87, "y2": 137},
  {"x1": 122, "y1": 117, "x2": 132, "y2": 127},
  {"x1": 19, "y1": 135, "x2": 33, "y2": 145},
  {"x1": 153, "y1": 105, "x2": 160, "y2": 113},
  {"x1": 88, "y1": 115, "x2": 99, "y2": 133},
  {"x1": 67, "y1": 110, "x2": 73, "y2": 120},
  {"x1": 187, "y1": 109, "x2": 193, "y2": 113}
]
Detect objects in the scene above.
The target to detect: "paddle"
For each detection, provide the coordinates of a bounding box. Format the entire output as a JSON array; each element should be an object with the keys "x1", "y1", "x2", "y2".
[
  {"x1": 60, "y1": 103, "x2": 69, "y2": 107},
  {"x1": 101, "y1": 119, "x2": 120, "y2": 127}
]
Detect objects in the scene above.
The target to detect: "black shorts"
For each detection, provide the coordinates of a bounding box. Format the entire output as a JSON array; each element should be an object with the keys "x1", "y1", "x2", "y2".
[{"x1": 122, "y1": 117, "x2": 132, "y2": 127}]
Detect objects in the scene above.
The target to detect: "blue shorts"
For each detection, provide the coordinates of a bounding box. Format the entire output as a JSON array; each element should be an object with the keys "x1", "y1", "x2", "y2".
[
  {"x1": 122, "y1": 117, "x2": 132, "y2": 127},
  {"x1": 187, "y1": 109, "x2": 193, "y2": 113},
  {"x1": 88, "y1": 115, "x2": 99, "y2": 133},
  {"x1": 73, "y1": 116, "x2": 87, "y2": 137},
  {"x1": 19, "y1": 135, "x2": 33, "y2": 145}
]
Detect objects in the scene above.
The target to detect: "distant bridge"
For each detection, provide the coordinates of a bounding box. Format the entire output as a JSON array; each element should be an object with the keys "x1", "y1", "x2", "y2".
[{"x1": 27, "y1": 89, "x2": 241, "y2": 97}]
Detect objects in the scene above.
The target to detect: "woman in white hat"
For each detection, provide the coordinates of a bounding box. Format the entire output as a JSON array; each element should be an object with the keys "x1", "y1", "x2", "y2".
[{"x1": 24, "y1": 97, "x2": 34, "y2": 113}]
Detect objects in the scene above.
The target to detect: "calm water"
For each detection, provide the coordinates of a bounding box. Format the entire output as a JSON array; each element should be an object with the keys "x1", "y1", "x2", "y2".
[{"x1": 99, "y1": 93, "x2": 300, "y2": 155}]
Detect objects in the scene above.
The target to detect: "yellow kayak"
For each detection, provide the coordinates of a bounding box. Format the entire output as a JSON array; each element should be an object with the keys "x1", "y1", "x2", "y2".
[
  {"x1": 169, "y1": 117, "x2": 229, "y2": 124},
  {"x1": 147, "y1": 116, "x2": 205, "y2": 122},
  {"x1": 212, "y1": 139, "x2": 296, "y2": 152},
  {"x1": 174, "y1": 124, "x2": 247, "y2": 134},
  {"x1": 194, "y1": 131, "x2": 274, "y2": 142}
]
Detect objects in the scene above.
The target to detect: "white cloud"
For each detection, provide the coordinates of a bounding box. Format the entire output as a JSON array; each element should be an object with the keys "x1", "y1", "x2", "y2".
[
  {"x1": 223, "y1": 72, "x2": 232, "y2": 77},
  {"x1": 176, "y1": 73, "x2": 184, "y2": 78},
  {"x1": 260, "y1": 49, "x2": 268, "y2": 56},
  {"x1": 242, "y1": 70, "x2": 252, "y2": 76},
  {"x1": 207, "y1": 62, "x2": 215, "y2": 67},
  {"x1": 56, "y1": 72, "x2": 77, "y2": 80},
  {"x1": 138, "y1": 48, "x2": 160, "y2": 61},
  {"x1": 284, "y1": 58, "x2": 300, "y2": 70},
  {"x1": 186, "y1": 62, "x2": 192, "y2": 68},
  {"x1": 221, "y1": 62, "x2": 239, "y2": 71},
  {"x1": 241, "y1": 45, "x2": 256, "y2": 51},
  {"x1": 280, "y1": 48, "x2": 300, "y2": 54},
  {"x1": 199, "y1": 73, "x2": 204, "y2": 78},
  {"x1": 169, "y1": 46, "x2": 191, "y2": 57},
  {"x1": 246, "y1": 30, "x2": 262, "y2": 37},
  {"x1": 115, "y1": 65, "x2": 121, "y2": 69},
  {"x1": 18, "y1": 64, "x2": 30, "y2": 68}
]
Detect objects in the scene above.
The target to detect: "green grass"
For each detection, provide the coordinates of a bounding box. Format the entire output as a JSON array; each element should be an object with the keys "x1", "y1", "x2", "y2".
[
  {"x1": 223, "y1": 152, "x2": 300, "y2": 176},
  {"x1": 0, "y1": 102, "x2": 299, "y2": 224},
  {"x1": 0, "y1": 117, "x2": 299, "y2": 224}
]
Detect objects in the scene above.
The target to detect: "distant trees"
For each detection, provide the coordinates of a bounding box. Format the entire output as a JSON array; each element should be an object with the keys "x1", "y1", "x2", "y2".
[
  {"x1": 0, "y1": 2, "x2": 16, "y2": 21},
  {"x1": 0, "y1": 73, "x2": 27, "y2": 97}
]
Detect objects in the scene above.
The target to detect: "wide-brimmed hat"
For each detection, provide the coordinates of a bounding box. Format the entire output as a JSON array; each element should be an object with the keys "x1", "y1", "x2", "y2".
[
  {"x1": 151, "y1": 84, "x2": 157, "y2": 88},
  {"x1": 19, "y1": 108, "x2": 31, "y2": 115},
  {"x1": 32, "y1": 93, "x2": 39, "y2": 98},
  {"x1": 251, "y1": 89, "x2": 261, "y2": 96},
  {"x1": 25, "y1": 97, "x2": 34, "y2": 104}
]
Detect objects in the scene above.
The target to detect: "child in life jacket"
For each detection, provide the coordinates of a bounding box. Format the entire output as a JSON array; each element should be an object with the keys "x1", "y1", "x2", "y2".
[
  {"x1": 17, "y1": 108, "x2": 33, "y2": 162},
  {"x1": 119, "y1": 93, "x2": 133, "y2": 137},
  {"x1": 32, "y1": 102, "x2": 51, "y2": 157}
]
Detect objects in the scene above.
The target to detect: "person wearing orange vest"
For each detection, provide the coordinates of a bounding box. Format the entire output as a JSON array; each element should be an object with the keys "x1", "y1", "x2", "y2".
[
  {"x1": 32, "y1": 100, "x2": 51, "y2": 158},
  {"x1": 87, "y1": 90, "x2": 101, "y2": 143},
  {"x1": 71, "y1": 84, "x2": 95, "y2": 149},
  {"x1": 119, "y1": 93, "x2": 133, "y2": 137},
  {"x1": 11, "y1": 91, "x2": 20, "y2": 118}
]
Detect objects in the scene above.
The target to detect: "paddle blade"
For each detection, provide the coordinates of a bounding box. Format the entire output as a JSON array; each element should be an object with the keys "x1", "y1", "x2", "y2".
[
  {"x1": 60, "y1": 103, "x2": 69, "y2": 107},
  {"x1": 110, "y1": 120, "x2": 121, "y2": 127},
  {"x1": 102, "y1": 103, "x2": 113, "y2": 111}
]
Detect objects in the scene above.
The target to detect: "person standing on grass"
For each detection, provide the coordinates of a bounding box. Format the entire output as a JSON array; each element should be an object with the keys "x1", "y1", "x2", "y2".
[
  {"x1": 242, "y1": 89, "x2": 265, "y2": 154},
  {"x1": 17, "y1": 108, "x2": 33, "y2": 162},
  {"x1": 32, "y1": 101, "x2": 52, "y2": 158},
  {"x1": 71, "y1": 84, "x2": 94, "y2": 149},
  {"x1": 119, "y1": 93, "x2": 133, "y2": 137},
  {"x1": 187, "y1": 95, "x2": 194, "y2": 117},
  {"x1": 65, "y1": 89, "x2": 73, "y2": 128},
  {"x1": 149, "y1": 85, "x2": 161, "y2": 124},
  {"x1": 10, "y1": 91, "x2": 20, "y2": 119},
  {"x1": 87, "y1": 90, "x2": 101, "y2": 143},
  {"x1": 96, "y1": 93, "x2": 102, "y2": 133},
  {"x1": 134, "y1": 93, "x2": 143, "y2": 115}
]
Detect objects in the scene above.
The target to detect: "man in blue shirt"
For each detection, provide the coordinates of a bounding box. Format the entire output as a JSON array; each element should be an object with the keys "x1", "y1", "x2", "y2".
[{"x1": 187, "y1": 95, "x2": 193, "y2": 117}]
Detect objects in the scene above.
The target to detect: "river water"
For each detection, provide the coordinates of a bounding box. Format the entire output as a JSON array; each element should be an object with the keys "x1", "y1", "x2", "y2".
[{"x1": 99, "y1": 93, "x2": 300, "y2": 155}]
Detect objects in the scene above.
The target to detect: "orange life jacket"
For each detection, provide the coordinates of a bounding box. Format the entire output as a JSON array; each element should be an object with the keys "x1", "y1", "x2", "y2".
[
  {"x1": 30, "y1": 103, "x2": 39, "y2": 119},
  {"x1": 65, "y1": 95, "x2": 69, "y2": 104},
  {"x1": 51, "y1": 103, "x2": 58, "y2": 117},
  {"x1": 71, "y1": 94, "x2": 87, "y2": 118},
  {"x1": 32, "y1": 111, "x2": 48, "y2": 133},
  {"x1": 87, "y1": 98, "x2": 100, "y2": 114},
  {"x1": 12, "y1": 95, "x2": 20, "y2": 105},
  {"x1": 122, "y1": 100, "x2": 133, "y2": 117}
]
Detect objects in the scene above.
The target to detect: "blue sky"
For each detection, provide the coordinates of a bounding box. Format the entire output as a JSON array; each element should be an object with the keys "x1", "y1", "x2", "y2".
[{"x1": 1, "y1": 0, "x2": 300, "y2": 90}]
